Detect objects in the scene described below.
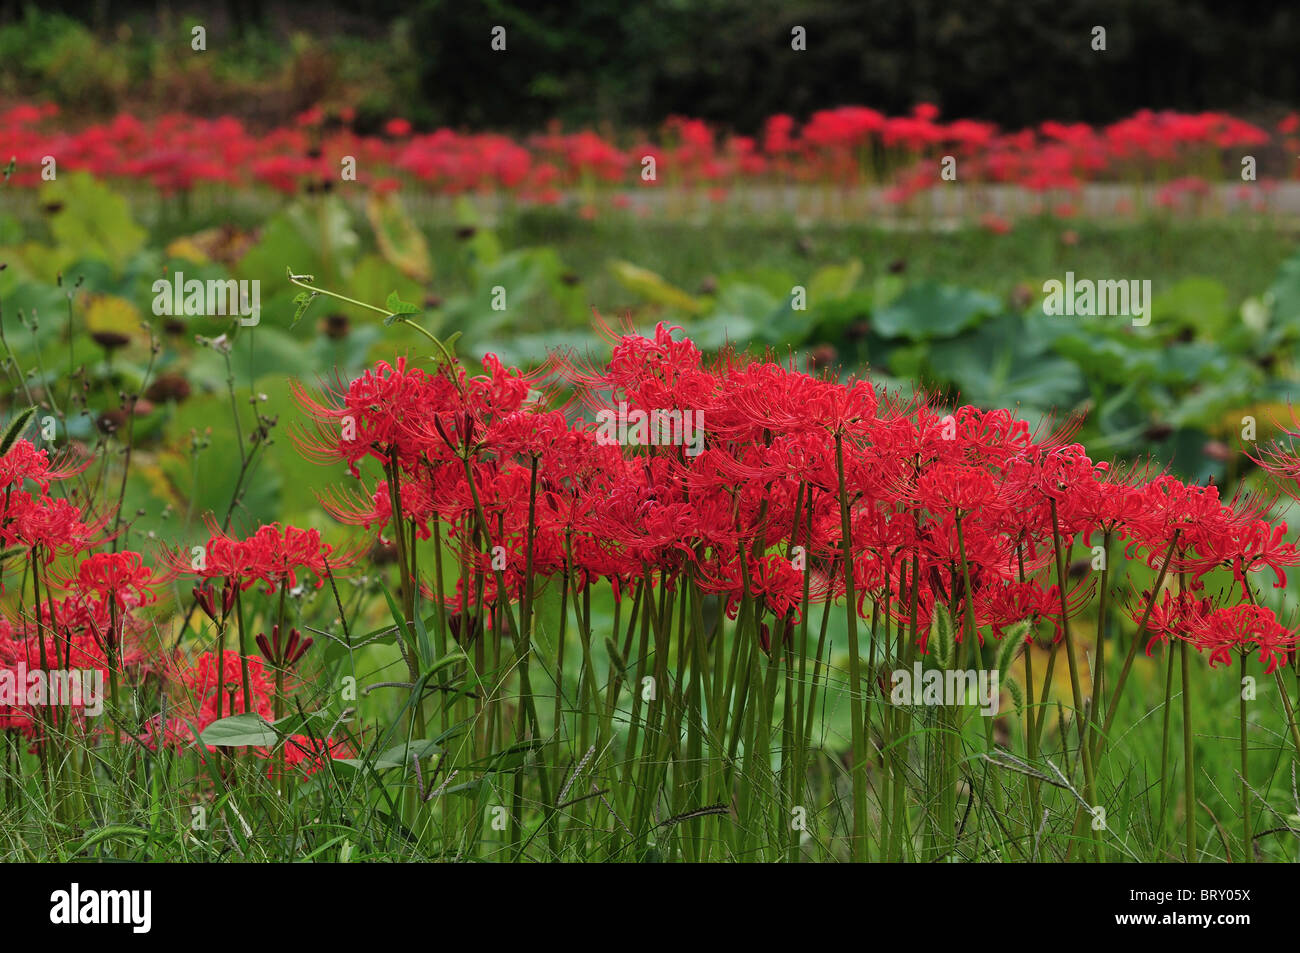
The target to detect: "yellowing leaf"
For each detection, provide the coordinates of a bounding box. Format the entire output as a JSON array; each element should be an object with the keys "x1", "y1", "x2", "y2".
[
  {"x1": 366, "y1": 193, "x2": 432, "y2": 284},
  {"x1": 608, "y1": 260, "x2": 705, "y2": 314},
  {"x1": 134, "y1": 453, "x2": 185, "y2": 510},
  {"x1": 165, "y1": 236, "x2": 210, "y2": 265},
  {"x1": 1217, "y1": 402, "x2": 1291, "y2": 441},
  {"x1": 84, "y1": 294, "x2": 141, "y2": 335}
]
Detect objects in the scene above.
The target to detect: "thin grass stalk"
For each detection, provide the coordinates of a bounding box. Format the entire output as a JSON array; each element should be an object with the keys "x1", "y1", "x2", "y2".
[
  {"x1": 430, "y1": 511, "x2": 448, "y2": 660},
  {"x1": 896, "y1": 550, "x2": 922, "y2": 860},
  {"x1": 550, "y1": 540, "x2": 572, "y2": 798},
  {"x1": 800, "y1": 574, "x2": 836, "y2": 753},
  {"x1": 631, "y1": 568, "x2": 673, "y2": 846},
  {"x1": 384, "y1": 455, "x2": 419, "y2": 683},
  {"x1": 234, "y1": 587, "x2": 252, "y2": 712},
  {"x1": 884, "y1": 558, "x2": 906, "y2": 861}
]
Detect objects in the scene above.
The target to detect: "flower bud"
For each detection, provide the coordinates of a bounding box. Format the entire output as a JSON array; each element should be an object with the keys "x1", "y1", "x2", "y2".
[{"x1": 193, "y1": 585, "x2": 216, "y2": 622}]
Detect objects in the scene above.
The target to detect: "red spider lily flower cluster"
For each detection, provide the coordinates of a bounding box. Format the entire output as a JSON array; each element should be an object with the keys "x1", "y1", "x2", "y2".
[
  {"x1": 0, "y1": 102, "x2": 1282, "y2": 221},
  {"x1": 160, "y1": 516, "x2": 353, "y2": 593},
  {"x1": 0, "y1": 598, "x2": 150, "y2": 740},
  {"x1": 1187, "y1": 604, "x2": 1297, "y2": 674},
  {"x1": 68, "y1": 551, "x2": 160, "y2": 612},
  {"x1": 0, "y1": 441, "x2": 102, "y2": 561},
  {"x1": 0, "y1": 436, "x2": 346, "y2": 771},
  {"x1": 0, "y1": 442, "x2": 156, "y2": 741},
  {"x1": 295, "y1": 323, "x2": 1300, "y2": 674},
  {"x1": 141, "y1": 650, "x2": 349, "y2": 775}
]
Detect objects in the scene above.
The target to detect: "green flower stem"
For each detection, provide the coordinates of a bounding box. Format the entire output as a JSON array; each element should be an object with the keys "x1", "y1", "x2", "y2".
[
  {"x1": 834, "y1": 431, "x2": 868, "y2": 862},
  {"x1": 1180, "y1": 637, "x2": 1196, "y2": 862},
  {"x1": 1084, "y1": 530, "x2": 1111, "y2": 757},
  {"x1": 1095, "y1": 529, "x2": 1181, "y2": 763},
  {"x1": 1048, "y1": 498, "x2": 1097, "y2": 856},
  {"x1": 1158, "y1": 640, "x2": 1177, "y2": 849},
  {"x1": 1240, "y1": 650, "x2": 1251, "y2": 863}
]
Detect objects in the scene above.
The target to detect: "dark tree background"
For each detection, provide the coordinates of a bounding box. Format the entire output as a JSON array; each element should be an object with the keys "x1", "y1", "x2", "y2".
[
  {"x1": 7, "y1": 0, "x2": 1299, "y2": 131},
  {"x1": 407, "y1": 0, "x2": 1300, "y2": 131}
]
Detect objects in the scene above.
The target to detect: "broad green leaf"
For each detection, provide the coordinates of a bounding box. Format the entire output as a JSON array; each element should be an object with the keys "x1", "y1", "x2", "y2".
[
  {"x1": 429, "y1": 330, "x2": 462, "y2": 369},
  {"x1": 197, "y1": 712, "x2": 303, "y2": 747},
  {"x1": 348, "y1": 254, "x2": 423, "y2": 317},
  {"x1": 40, "y1": 171, "x2": 145, "y2": 271},
  {"x1": 928, "y1": 314, "x2": 1083, "y2": 412},
  {"x1": 873, "y1": 282, "x2": 1000, "y2": 339},
  {"x1": 384, "y1": 290, "x2": 421, "y2": 315},
  {"x1": 807, "y1": 259, "x2": 863, "y2": 303},
  {"x1": 1150, "y1": 276, "x2": 1231, "y2": 338},
  {"x1": 383, "y1": 290, "x2": 422, "y2": 326},
  {"x1": 1268, "y1": 247, "x2": 1300, "y2": 331}
]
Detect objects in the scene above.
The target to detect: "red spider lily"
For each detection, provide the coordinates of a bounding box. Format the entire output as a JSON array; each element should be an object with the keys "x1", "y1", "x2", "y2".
[
  {"x1": 1184, "y1": 604, "x2": 1298, "y2": 674},
  {"x1": 976, "y1": 578, "x2": 1065, "y2": 641},
  {"x1": 915, "y1": 463, "x2": 1001, "y2": 516},
  {"x1": 696, "y1": 551, "x2": 809, "y2": 622},
  {"x1": 289, "y1": 358, "x2": 460, "y2": 475},
  {"x1": 0, "y1": 439, "x2": 90, "y2": 491},
  {"x1": 68, "y1": 551, "x2": 160, "y2": 612},
  {"x1": 1, "y1": 489, "x2": 108, "y2": 558},
  {"x1": 1130, "y1": 589, "x2": 1214, "y2": 655},
  {"x1": 0, "y1": 595, "x2": 151, "y2": 740},
  {"x1": 161, "y1": 518, "x2": 353, "y2": 593},
  {"x1": 0, "y1": 102, "x2": 1286, "y2": 222},
  {"x1": 274, "y1": 320, "x2": 1300, "y2": 706},
  {"x1": 192, "y1": 579, "x2": 237, "y2": 623}
]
